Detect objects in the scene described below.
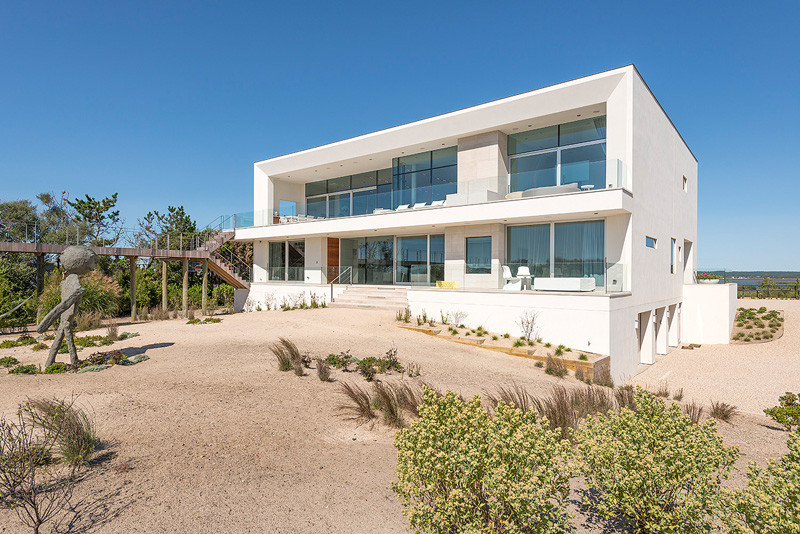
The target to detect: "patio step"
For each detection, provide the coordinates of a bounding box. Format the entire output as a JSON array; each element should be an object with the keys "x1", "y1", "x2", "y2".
[{"x1": 329, "y1": 285, "x2": 408, "y2": 311}]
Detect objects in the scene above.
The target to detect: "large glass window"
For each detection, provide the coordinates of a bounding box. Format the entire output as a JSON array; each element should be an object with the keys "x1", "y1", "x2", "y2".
[
  {"x1": 509, "y1": 152, "x2": 557, "y2": 192},
  {"x1": 307, "y1": 196, "x2": 327, "y2": 218},
  {"x1": 393, "y1": 147, "x2": 456, "y2": 208},
  {"x1": 430, "y1": 234, "x2": 445, "y2": 284},
  {"x1": 558, "y1": 117, "x2": 606, "y2": 146},
  {"x1": 268, "y1": 241, "x2": 285, "y2": 281},
  {"x1": 466, "y1": 236, "x2": 492, "y2": 274},
  {"x1": 508, "y1": 116, "x2": 607, "y2": 194},
  {"x1": 507, "y1": 225, "x2": 550, "y2": 278},
  {"x1": 554, "y1": 221, "x2": 604, "y2": 285},
  {"x1": 560, "y1": 143, "x2": 607, "y2": 190},
  {"x1": 287, "y1": 240, "x2": 305, "y2": 281},
  {"x1": 396, "y1": 236, "x2": 428, "y2": 284}
]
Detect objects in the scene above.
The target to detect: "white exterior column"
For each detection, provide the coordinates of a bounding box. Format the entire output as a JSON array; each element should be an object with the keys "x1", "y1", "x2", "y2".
[
  {"x1": 304, "y1": 237, "x2": 325, "y2": 284},
  {"x1": 668, "y1": 303, "x2": 680, "y2": 347},
  {"x1": 638, "y1": 310, "x2": 656, "y2": 364},
  {"x1": 655, "y1": 306, "x2": 668, "y2": 355}
]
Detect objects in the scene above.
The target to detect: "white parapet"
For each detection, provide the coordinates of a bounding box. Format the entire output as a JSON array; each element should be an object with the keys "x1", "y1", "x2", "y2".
[{"x1": 681, "y1": 283, "x2": 737, "y2": 344}]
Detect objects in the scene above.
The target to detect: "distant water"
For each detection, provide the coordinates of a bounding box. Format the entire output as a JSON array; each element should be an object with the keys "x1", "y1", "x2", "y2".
[{"x1": 730, "y1": 278, "x2": 797, "y2": 287}]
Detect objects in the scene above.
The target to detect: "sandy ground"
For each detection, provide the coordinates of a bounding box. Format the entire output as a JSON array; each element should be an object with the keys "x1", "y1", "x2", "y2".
[
  {"x1": 0, "y1": 304, "x2": 794, "y2": 533},
  {"x1": 633, "y1": 298, "x2": 800, "y2": 414}
]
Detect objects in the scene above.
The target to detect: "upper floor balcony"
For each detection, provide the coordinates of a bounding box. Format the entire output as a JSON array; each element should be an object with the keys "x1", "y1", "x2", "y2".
[{"x1": 227, "y1": 158, "x2": 629, "y2": 231}]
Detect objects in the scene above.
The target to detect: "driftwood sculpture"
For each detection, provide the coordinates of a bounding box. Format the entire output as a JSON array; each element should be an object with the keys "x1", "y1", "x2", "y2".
[{"x1": 37, "y1": 246, "x2": 97, "y2": 367}]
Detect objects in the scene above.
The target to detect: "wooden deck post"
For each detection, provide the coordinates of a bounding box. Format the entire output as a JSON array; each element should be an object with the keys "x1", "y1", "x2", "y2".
[
  {"x1": 130, "y1": 256, "x2": 138, "y2": 322},
  {"x1": 162, "y1": 259, "x2": 168, "y2": 311},
  {"x1": 182, "y1": 257, "x2": 189, "y2": 317},
  {"x1": 202, "y1": 259, "x2": 208, "y2": 316}
]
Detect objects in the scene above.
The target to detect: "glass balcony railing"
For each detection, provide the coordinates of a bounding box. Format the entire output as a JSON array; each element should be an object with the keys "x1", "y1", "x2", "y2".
[
  {"x1": 503, "y1": 260, "x2": 628, "y2": 293},
  {"x1": 224, "y1": 159, "x2": 629, "y2": 229}
]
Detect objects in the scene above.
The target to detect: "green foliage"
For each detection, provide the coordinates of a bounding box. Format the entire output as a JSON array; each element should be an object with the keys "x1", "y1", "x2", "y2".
[
  {"x1": 764, "y1": 392, "x2": 800, "y2": 432},
  {"x1": 22, "y1": 398, "x2": 99, "y2": 467},
  {"x1": 0, "y1": 356, "x2": 20, "y2": 367},
  {"x1": 393, "y1": 388, "x2": 573, "y2": 533},
  {"x1": 325, "y1": 351, "x2": 354, "y2": 371},
  {"x1": 575, "y1": 388, "x2": 738, "y2": 533},
  {"x1": 578, "y1": 353, "x2": 588, "y2": 361},
  {"x1": 9, "y1": 364, "x2": 39, "y2": 375},
  {"x1": 39, "y1": 268, "x2": 121, "y2": 320},
  {"x1": 723, "y1": 432, "x2": 800, "y2": 534},
  {"x1": 43, "y1": 363, "x2": 70, "y2": 374},
  {"x1": 67, "y1": 193, "x2": 120, "y2": 245}
]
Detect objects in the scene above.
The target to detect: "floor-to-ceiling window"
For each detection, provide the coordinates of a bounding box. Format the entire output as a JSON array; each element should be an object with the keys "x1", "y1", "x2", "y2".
[
  {"x1": 553, "y1": 221, "x2": 604, "y2": 285},
  {"x1": 396, "y1": 236, "x2": 428, "y2": 284},
  {"x1": 429, "y1": 234, "x2": 445, "y2": 284},
  {"x1": 506, "y1": 224, "x2": 550, "y2": 277},
  {"x1": 508, "y1": 117, "x2": 607, "y2": 193},
  {"x1": 268, "y1": 240, "x2": 305, "y2": 281},
  {"x1": 340, "y1": 233, "x2": 445, "y2": 286},
  {"x1": 393, "y1": 147, "x2": 457, "y2": 208},
  {"x1": 466, "y1": 236, "x2": 492, "y2": 274},
  {"x1": 507, "y1": 220, "x2": 605, "y2": 286}
]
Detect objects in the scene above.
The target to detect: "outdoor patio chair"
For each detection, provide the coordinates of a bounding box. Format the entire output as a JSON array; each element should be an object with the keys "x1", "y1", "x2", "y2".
[
  {"x1": 412, "y1": 202, "x2": 427, "y2": 209},
  {"x1": 430, "y1": 200, "x2": 445, "y2": 207},
  {"x1": 502, "y1": 265, "x2": 521, "y2": 291},
  {"x1": 396, "y1": 204, "x2": 410, "y2": 211}
]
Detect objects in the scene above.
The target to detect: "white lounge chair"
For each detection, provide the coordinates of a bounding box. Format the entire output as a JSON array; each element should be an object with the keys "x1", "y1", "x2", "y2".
[
  {"x1": 502, "y1": 265, "x2": 521, "y2": 291},
  {"x1": 412, "y1": 202, "x2": 427, "y2": 209},
  {"x1": 396, "y1": 204, "x2": 410, "y2": 211},
  {"x1": 430, "y1": 200, "x2": 445, "y2": 207},
  {"x1": 516, "y1": 266, "x2": 532, "y2": 290}
]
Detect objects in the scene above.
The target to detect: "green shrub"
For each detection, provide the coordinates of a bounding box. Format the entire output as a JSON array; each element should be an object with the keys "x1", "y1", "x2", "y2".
[
  {"x1": 579, "y1": 354, "x2": 588, "y2": 361},
  {"x1": 723, "y1": 432, "x2": 800, "y2": 533},
  {"x1": 0, "y1": 339, "x2": 18, "y2": 349},
  {"x1": 31, "y1": 342, "x2": 48, "y2": 351},
  {"x1": 764, "y1": 392, "x2": 800, "y2": 432},
  {"x1": 39, "y1": 269, "x2": 120, "y2": 321},
  {"x1": 9, "y1": 364, "x2": 39, "y2": 375},
  {"x1": 512, "y1": 339, "x2": 525, "y2": 348},
  {"x1": 393, "y1": 388, "x2": 573, "y2": 533},
  {"x1": 44, "y1": 363, "x2": 70, "y2": 374},
  {"x1": 0, "y1": 356, "x2": 20, "y2": 367},
  {"x1": 576, "y1": 388, "x2": 738, "y2": 533}
]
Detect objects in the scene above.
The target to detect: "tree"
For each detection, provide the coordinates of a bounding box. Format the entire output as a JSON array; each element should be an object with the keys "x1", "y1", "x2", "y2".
[
  {"x1": 67, "y1": 193, "x2": 121, "y2": 246},
  {"x1": 135, "y1": 205, "x2": 197, "y2": 250}
]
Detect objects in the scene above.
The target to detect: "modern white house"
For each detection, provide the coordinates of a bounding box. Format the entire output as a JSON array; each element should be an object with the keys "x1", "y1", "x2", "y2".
[{"x1": 230, "y1": 65, "x2": 736, "y2": 382}]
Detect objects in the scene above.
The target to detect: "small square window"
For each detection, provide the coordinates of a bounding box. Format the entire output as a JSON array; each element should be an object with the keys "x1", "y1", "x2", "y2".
[
  {"x1": 646, "y1": 236, "x2": 657, "y2": 249},
  {"x1": 682, "y1": 176, "x2": 688, "y2": 192},
  {"x1": 466, "y1": 236, "x2": 492, "y2": 274}
]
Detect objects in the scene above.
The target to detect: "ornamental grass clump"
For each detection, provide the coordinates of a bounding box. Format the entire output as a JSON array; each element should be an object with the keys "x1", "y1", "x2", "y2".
[
  {"x1": 21, "y1": 397, "x2": 99, "y2": 468},
  {"x1": 722, "y1": 431, "x2": 800, "y2": 533},
  {"x1": 393, "y1": 387, "x2": 573, "y2": 534},
  {"x1": 575, "y1": 387, "x2": 738, "y2": 534},
  {"x1": 269, "y1": 337, "x2": 298, "y2": 372}
]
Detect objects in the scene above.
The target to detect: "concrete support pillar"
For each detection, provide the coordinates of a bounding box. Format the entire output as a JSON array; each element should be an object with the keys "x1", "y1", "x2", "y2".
[
  {"x1": 182, "y1": 257, "x2": 189, "y2": 318},
  {"x1": 202, "y1": 259, "x2": 208, "y2": 316},
  {"x1": 162, "y1": 260, "x2": 168, "y2": 311},
  {"x1": 638, "y1": 310, "x2": 656, "y2": 365},
  {"x1": 668, "y1": 304, "x2": 680, "y2": 347},
  {"x1": 655, "y1": 307, "x2": 669, "y2": 355},
  {"x1": 129, "y1": 256, "x2": 138, "y2": 322}
]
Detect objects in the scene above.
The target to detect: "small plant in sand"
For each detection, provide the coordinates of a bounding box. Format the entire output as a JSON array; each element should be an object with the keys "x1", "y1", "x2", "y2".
[
  {"x1": 325, "y1": 351, "x2": 354, "y2": 371},
  {"x1": 338, "y1": 382, "x2": 375, "y2": 424},
  {"x1": 544, "y1": 356, "x2": 567, "y2": 378},
  {"x1": 448, "y1": 310, "x2": 468, "y2": 327},
  {"x1": 576, "y1": 388, "x2": 739, "y2": 533},
  {"x1": 21, "y1": 397, "x2": 99, "y2": 468},
  {"x1": 0, "y1": 411, "x2": 75, "y2": 534},
  {"x1": 270, "y1": 337, "x2": 299, "y2": 372},
  {"x1": 710, "y1": 400, "x2": 737, "y2": 423},
  {"x1": 0, "y1": 356, "x2": 20, "y2": 367},
  {"x1": 683, "y1": 400, "x2": 704, "y2": 424},
  {"x1": 393, "y1": 387, "x2": 573, "y2": 534},
  {"x1": 315, "y1": 359, "x2": 331, "y2": 382},
  {"x1": 105, "y1": 320, "x2": 119, "y2": 341},
  {"x1": 515, "y1": 310, "x2": 540, "y2": 343},
  {"x1": 10, "y1": 364, "x2": 40, "y2": 375},
  {"x1": 764, "y1": 392, "x2": 800, "y2": 431}
]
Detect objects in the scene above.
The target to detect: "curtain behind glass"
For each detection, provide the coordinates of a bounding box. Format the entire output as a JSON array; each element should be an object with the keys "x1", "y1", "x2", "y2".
[
  {"x1": 507, "y1": 225, "x2": 550, "y2": 277},
  {"x1": 554, "y1": 221, "x2": 604, "y2": 285},
  {"x1": 268, "y1": 242, "x2": 285, "y2": 281}
]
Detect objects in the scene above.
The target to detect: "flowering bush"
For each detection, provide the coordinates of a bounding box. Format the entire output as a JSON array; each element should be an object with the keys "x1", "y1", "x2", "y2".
[
  {"x1": 575, "y1": 387, "x2": 738, "y2": 533},
  {"x1": 723, "y1": 432, "x2": 800, "y2": 533},
  {"x1": 393, "y1": 387, "x2": 573, "y2": 534},
  {"x1": 697, "y1": 272, "x2": 722, "y2": 280},
  {"x1": 764, "y1": 392, "x2": 800, "y2": 432}
]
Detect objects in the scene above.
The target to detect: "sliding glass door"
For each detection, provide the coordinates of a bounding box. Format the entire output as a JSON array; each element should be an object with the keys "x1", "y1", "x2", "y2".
[
  {"x1": 507, "y1": 220, "x2": 604, "y2": 286},
  {"x1": 268, "y1": 240, "x2": 305, "y2": 281},
  {"x1": 341, "y1": 234, "x2": 445, "y2": 286},
  {"x1": 396, "y1": 236, "x2": 428, "y2": 284},
  {"x1": 554, "y1": 221, "x2": 604, "y2": 285}
]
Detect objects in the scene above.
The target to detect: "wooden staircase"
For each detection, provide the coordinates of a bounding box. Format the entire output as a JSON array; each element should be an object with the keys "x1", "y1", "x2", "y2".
[
  {"x1": 205, "y1": 231, "x2": 250, "y2": 290},
  {"x1": 328, "y1": 285, "x2": 408, "y2": 311}
]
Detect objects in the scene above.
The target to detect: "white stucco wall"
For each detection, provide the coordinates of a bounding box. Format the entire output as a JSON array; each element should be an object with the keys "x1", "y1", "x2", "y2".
[
  {"x1": 238, "y1": 283, "x2": 346, "y2": 312},
  {"x1": 681, "y1": 283, "x2": 737, "y2": 344}
]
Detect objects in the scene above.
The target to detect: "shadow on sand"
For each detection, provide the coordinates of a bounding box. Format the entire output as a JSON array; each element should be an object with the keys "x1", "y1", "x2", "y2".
[{"x1": 120, "y1": 342, "x2": 174, "y2": 358}]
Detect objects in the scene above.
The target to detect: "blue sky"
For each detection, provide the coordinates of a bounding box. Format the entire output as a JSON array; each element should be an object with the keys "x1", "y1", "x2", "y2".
[{"x1": 1, "y1": 1, "x2": 798, "y2": 270}]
